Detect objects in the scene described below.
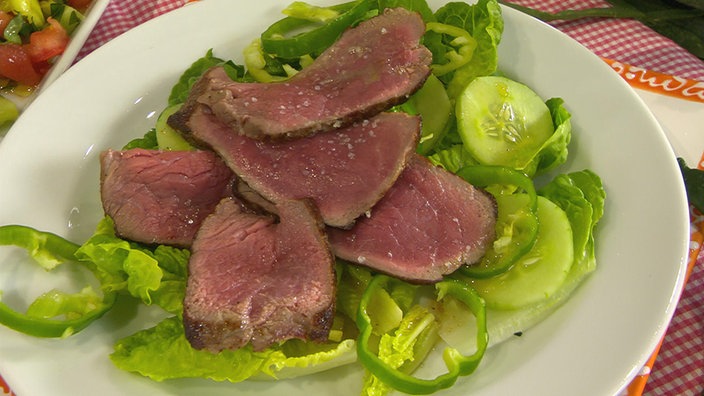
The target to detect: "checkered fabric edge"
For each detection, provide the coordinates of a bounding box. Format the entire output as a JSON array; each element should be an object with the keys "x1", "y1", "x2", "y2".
[
  {"x1": 76, "y1": 0, "x2": 191, "y2": 61},
  {"x1": 505, "y1": 0, "x2": 704, "y2": 81}
]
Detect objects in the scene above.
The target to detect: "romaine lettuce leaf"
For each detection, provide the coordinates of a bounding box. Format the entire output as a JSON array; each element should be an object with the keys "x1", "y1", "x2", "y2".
[
  {"x1": 111, "y1": 316, "x2": 357, "y2": 382},
  {"x1": 540, "y1": 170, "x2": 605, "y2": 273},
  {"x1": 168, "y1": 49, "x2": 246, "y2": 106},
  {"x1": 74, "y1": 217, "x2": 189, "y2": 315},
  {"x1": 122, "y1": 129, "x2": 158, "y2": 150},
  {"x1": 533, "y1": 97, "x2": 572, "y2": 175},
  {"x1": 433, "y1": 0, "x2": 503, "y2": 99},
  {"x1": 257, "y1": 338, "x2": 357, "y2": 380},
  {"x1": 360, "y1": 305, "x2": 438, "y2": 396},
  {"x1": 427, "y1": 143, "x2": 478, "y2": 173},
  {"x1": 111, "y1": 316, "x2": 273, "y2": 382}
]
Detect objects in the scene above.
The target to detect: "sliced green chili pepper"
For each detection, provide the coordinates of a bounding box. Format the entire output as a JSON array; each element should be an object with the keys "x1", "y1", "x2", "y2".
[
  {"x1": 456, "y1": 165, "x2": 539, "y2": 278},
  {"x1": 0, "y1": 225, "x2": 116, "y2": 338},
  {"x1": 243, "y1": 38, "x2": 300, "y2": 83},
  {"x1": 2, "y1": 0, "x2": 45, "y2": 27},
  {"x1": 456, "y1": 165, "x2": 537, "y2": 211},
  {"x1": 426, "y1": 22, "x2": 477, "y2": 76},
  {"x1": 283, "y1": 1, "x2": 341, "y2": 23},
  {"x1": 356, "y1": 275, "x2": 487, "y2": 395},
  {"x1": 260, "y1": 0, "x2": 373, "y2": 58},
  {"x1": 0, "y1": 224, "x2": 80, "y2": 269}
]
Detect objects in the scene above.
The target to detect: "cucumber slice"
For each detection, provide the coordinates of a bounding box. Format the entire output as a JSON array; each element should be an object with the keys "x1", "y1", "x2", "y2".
[
  {"x1": 469, "y1": 196, "x2": 574, "y2": 310},
  {"x1": 457, "y1": 76, "x2": 554, "y2": 171},
  {"x1": 156, "y1": 104, "x2": 193, "y2": 151},
  {"x1": 408, "y1": 74, "x2": 452, "y2": 155}
]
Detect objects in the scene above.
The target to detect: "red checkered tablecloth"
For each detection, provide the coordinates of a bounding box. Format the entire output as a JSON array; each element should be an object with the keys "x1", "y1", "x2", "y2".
[
  {"x1": 507, "y1": 0, "x2": 704, "y2": 82},
  {"x1": 2, "y1": 0, "x2": 703, "y2": 395},
  {"x1": 75, "y1": 0, "x2": 192, "y2": 61}
]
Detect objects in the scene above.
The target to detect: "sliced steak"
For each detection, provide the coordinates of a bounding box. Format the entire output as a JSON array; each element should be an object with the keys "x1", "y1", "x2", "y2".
[
  {"x1": 186, "y1": 104, "x2": 419, "y2": 228},
  {"x1": 233, "y1": 178, "x2": 278, "y2": 215},
  {"x1": 169, "y1": 7, "x2": 431, "y2": 140},
  {"x1": 327, "y1": 155, "x2": 497, "y2": 283},
  {"x1": 99, "y1": 148, "x2": 235, "y2": 247},
  {"x1": 183, "y1": 197, "x2": 336, "y2": 352}
]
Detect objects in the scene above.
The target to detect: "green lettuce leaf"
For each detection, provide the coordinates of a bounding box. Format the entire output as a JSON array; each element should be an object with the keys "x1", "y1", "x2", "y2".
[
  {"x1": 539, "y1": 169, "x2": 605, "y2": 274},
  {"x1": 433, "y1": 0, "x2": 503, "y2": 99},
  {"x1": 361, "y1": 304, "x2": 439, "y2": 396},
  {"x1": 168, "y1": 49, "x2": 246, "y2": 106},
  {"x1": 74, "y1": 217, "x2": 189, "y2": 314},
  {"x1": 122, "y1": 129, "x2": 158, "y2": 150},
  {"x1": 533, "y1": 98, "x2": 572, "y2": 175},
  {"x1": 491, "y1": 96, "x2": 571, "y2": 177},
  {"x1": 257, "y1": 338, "x2": 357, "y2": 380},
  {"x1": 427, "y1": 143, "x2": 478, "y2": 173},
  {"x1": 111, "y1": 316, "x2": 273, "y2": 382},
  {"x1": 111, "y1": 316, "x2": 357, "y2": 382}
]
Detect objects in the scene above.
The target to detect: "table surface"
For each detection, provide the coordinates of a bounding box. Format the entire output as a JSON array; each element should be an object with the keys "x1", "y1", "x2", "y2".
[{"x1": 2, "y1": 0, "x2": 703, "y2": 395}]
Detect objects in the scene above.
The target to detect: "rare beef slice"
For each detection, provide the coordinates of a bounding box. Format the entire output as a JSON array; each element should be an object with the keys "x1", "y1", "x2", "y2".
[
  {"x1": 184, "y1": 104, "x2": 419, "y2": 228},
  {"x1": 328, "y1": 155, "x2": 498, "y2": 283},
  {"x1": 100, "y1": 148, "x2": 235, "y2": 247},
  {"x1": 183, "y1": 197, "x2": 336, "y2": 352},
  {"x1": 169, "y1": 7, "x2": 431, "y2": 140}
]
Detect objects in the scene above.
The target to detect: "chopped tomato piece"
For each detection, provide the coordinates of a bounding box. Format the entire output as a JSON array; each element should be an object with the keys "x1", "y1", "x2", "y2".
[
  {"x1": 0, "y1": 11, "x2": 13, "y2": 33},
  {"x1": 32, "y1": 59, "x2": 52, "y2": 76},
  {"x1": 67, "y1": 0, "x2": 93, "y2": 12},
  {"x1": 0, "y1": 44, "x2": 41, "y2": 86},
  {"x1": 26, "y1": 18, "x2": 69, "y2": 64}
]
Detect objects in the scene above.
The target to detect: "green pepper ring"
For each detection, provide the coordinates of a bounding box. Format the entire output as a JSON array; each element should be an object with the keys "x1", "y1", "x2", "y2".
[
  {"x1": 425, "y1": 22, "x2": 477, "y2": 76},
  {"x1": 0, "y1": 225, "x2": 116, "y2": 338},
  {"x1": 356, "y1": 275, "x2": 488, "y2": 395},
  {"x1": 456, "y1": 165, "x2": 539, "y2": 278},
  {"x1": 260, "y1": 0, "x2": 373, "y2": 59},
  {"x1": 457, "y1": 165, "x2": 537, "y2": 211}
]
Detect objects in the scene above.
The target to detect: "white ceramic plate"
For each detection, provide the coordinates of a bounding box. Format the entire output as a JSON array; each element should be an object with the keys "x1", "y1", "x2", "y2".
[
  {"x1": 0, "y1": 0, "x2": 109, "y2": 111},
  {"x1": 0, "y1": 1, "x2": 690, "y2": 395}
]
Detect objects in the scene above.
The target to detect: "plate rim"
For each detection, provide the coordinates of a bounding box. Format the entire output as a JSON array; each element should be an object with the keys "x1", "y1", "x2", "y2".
[{"x1": 0, "y1": 1, "x2": 692, "y2": 395}]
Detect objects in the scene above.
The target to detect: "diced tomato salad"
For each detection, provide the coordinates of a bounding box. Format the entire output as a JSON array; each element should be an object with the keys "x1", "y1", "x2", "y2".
[{"x1": 0, "y1": 0, "x2": 92, "y2": 90}]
